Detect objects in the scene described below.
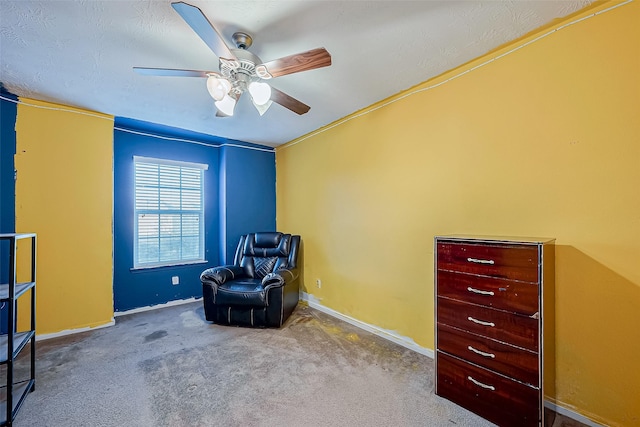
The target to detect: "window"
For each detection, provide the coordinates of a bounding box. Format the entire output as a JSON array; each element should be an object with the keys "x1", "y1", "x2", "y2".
[{"x1": 133, "y1": 156, "x2": 207, "y2": 268}]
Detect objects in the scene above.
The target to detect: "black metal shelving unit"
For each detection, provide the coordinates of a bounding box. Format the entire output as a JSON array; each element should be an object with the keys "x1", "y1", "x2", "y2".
[{"x1": 0, "y1": 233, "x2": 36, "y2": 427}]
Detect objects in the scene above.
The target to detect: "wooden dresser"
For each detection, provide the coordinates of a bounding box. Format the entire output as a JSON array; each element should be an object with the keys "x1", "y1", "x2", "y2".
[{"x1": 434, "y1": 235, "x2": 555, "y2": 427}]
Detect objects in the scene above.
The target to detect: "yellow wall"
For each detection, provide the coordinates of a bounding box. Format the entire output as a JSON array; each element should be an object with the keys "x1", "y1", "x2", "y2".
[
  {"x1": 15, "y1": 99, "x2": 114, "y2": 334},
  {"x1": 276, "y1": 1, "x2": 640, "y2": 426}
]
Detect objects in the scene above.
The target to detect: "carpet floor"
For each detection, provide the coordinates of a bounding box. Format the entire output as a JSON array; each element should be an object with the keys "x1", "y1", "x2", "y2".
[{"x1": 6, "y1": 301, "x2": 588, "y2": 426}]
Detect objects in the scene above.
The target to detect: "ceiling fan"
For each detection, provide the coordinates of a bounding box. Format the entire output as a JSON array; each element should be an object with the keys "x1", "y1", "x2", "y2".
[{"x1": 134, "y1": 1, "x2": 332, "y2": 117}]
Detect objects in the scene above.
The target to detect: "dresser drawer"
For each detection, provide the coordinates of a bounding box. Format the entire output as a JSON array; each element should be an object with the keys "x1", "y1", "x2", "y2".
[
  {"x1": 437, "y1": 324, "x2": 539, "y2": 386},
  {"x1": 437, "y1": 242, "x2": 539, "y2": 283},
  {"x1": 437, "y1": 352, "x2": 540, "y2": 427},
  {"x1": 437, "y1": 269, "x2": 539, "y2": 316},
  {"x1": 437, "y1": 297, "x2": 539, "y2": 352}
]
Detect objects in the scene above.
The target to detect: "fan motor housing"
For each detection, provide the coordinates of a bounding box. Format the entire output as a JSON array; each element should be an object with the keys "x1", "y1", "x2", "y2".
[{"x1": 219, "y1": 48, "x2": 263, "y2": 93}]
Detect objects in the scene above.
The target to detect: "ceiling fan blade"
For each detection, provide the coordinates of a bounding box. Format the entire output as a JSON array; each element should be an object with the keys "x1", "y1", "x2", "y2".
[
  {"x1": 270, "y1": 87, "x2": 310, "y2": 115},
  {"x1": 133, "y1": 67, "x2": 210, "y2": 77},
  {"x1": 171, "y1": 2, "x2": 237, "y2": 60},
  {"x1": 256, "y1": 48, "x2": 331, "y2": 79}
]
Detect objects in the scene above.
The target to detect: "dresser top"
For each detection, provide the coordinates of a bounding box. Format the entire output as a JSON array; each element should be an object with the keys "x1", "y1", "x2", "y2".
[{"x1": 435, "y1": 234, "x2": 555, "y2": 245}]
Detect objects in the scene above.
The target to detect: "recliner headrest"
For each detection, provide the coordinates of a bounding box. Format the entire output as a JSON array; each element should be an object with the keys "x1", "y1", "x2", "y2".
[
  {"x1": 243, "y1": 232, "x2": 291, "y2": 258},
  {"x1": 254, "y1": 232, "x2": 282, "y2": 248}
]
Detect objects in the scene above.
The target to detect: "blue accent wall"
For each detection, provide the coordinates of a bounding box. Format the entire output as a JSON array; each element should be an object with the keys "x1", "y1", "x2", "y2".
[
  {"x1": 113, "y1": 118, "x2": 276, "y2": 312},
  {"x1": 220, "y1": 145, "x2": 276, "y2": 263},
  {"x1": 0, "y1": 89, "x2": 17, "y2": 332}
]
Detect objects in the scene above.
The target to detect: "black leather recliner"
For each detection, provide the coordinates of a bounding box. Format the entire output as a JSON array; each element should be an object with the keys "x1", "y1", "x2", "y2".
[{"x1": 200, "y1": 232, "x2": 301, "y2": 327}]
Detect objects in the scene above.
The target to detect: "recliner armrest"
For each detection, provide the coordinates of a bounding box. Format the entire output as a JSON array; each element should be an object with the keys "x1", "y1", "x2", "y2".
[
  {"x1": 200, "y1": 265, "x2": 245, "y2": 286},
  {"x1": 261, "y1": 267, "x2": 299, "y2": 289}
]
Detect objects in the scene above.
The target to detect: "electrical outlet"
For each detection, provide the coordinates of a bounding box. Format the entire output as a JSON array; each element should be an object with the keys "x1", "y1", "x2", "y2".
[
  {"x1": 172, "y1": 276, "x2": 179, "y2": 285},
  {"x1": 316, "y1": 279, "x2": 322, "y2": 288}
]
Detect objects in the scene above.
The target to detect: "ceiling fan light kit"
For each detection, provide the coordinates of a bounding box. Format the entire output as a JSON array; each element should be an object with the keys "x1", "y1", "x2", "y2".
[
  {"x1": 206, "y1": 74, "x2": 231, "y2": 101},
  {"x1": 133, "y1": 2, "x2": 332, "y2": 118},
  {"x1": 214, "y1": 93, "x2": 237, "y2": 117},
  {"x1": 248, "y1": 81, "x2": 271, "y2": 106}
]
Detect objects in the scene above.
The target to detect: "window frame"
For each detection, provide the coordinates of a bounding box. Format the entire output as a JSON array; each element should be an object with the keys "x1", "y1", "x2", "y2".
[{"x1": 132, "y1": 156, "x2": 208, "y2": 269}]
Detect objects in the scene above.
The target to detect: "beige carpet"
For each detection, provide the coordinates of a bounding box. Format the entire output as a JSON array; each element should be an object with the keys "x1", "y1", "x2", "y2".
[{"x1": 8, "y1": 301, "x2": 587, "y2": 426}]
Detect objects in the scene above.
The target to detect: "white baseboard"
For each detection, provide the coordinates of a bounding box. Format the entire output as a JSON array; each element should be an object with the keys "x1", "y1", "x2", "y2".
[
  {"x1": 300, "y1": 291, "x2": 605, "y2": 427},
  {"x1": 36, "y1": 319, "x2": 116, "y2": 341},
  {"x1": 114, "y1": 297, "x2": 200, "y2": 317},
  {"x1": 300, "y1": 291, "x2": 434, "y2": 358},
  {"x1": 545, "y1": 402, "x2": 605, "y2": 427},
  {"x1": 36, "y1": 297, "x2": 201, "y2": 340}
]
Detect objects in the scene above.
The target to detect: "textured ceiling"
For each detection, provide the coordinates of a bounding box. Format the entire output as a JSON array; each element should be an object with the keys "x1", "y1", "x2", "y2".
[{"x1": 0, "y1": 0, "x2": 591, "y2": 146}]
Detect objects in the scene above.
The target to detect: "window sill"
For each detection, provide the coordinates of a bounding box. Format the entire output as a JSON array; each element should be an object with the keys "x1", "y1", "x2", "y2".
[{"x1": 130, "y1": 260, "x2": 208, "y2": 272}]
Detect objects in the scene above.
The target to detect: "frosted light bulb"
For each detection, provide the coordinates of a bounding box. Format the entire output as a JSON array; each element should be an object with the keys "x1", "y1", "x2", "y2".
[
  {"x1": 214, "y1": 93, "x2": 236, "y2": 116},
  {"x1": 206, "y1": 76, "x2": 231, "y2": 101},
  {"x1": 248, "y1": 81, "x2": 272, "y2": 106}
]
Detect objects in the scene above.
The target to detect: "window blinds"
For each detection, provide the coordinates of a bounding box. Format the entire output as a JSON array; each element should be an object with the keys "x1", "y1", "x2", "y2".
[{"x1": 133, "y1": 157, "x2": 207, "y2": 268}]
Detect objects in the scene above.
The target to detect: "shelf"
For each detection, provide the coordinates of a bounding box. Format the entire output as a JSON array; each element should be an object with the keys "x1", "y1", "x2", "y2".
[
  {"x1": 0, "y1": 283, "x2": 35, "y2": 302},
  {"x1": 0, "y1": 232, "x2": 36, "y2": 426},
  {"x1": 0, "y1": 380, "x2": 35, "y2": 426},
  {"x1": 0, "y1": 332, "x2": 35, "y2": 365}
]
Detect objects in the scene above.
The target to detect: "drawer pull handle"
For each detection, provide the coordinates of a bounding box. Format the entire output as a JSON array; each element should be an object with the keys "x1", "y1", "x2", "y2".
[
  {"x1": 468, "y1": 316, "x2": 495, "y2": 327},
  {"x1": 467, "y1": 287, "x2": 494, "y2": 296},
  {"x1": 468, "y1": 345, "x2": 496, "y2": 358},
  {"x1": 467, "y1": 375, "x2": 496, "y2": 391},
  {"x1": 467, "y1": 257, "x2": 495, "y2": 265}
]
